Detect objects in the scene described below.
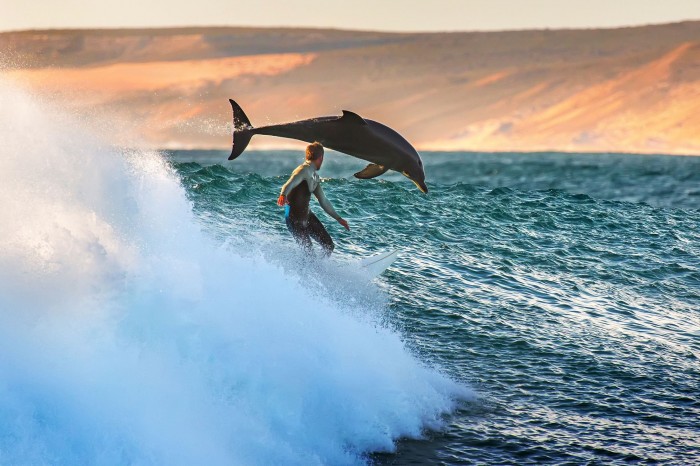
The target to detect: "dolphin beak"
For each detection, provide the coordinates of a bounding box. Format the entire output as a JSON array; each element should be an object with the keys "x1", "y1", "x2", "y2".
[
  {"x1": 403, "y1": 172, "x2": 429, "y2": 193},
  {"x1": 413, "y1": 180, "x2": 428, "y2": 193}
]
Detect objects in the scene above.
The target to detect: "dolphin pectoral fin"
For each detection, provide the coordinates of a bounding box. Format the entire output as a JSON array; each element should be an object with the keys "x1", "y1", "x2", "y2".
[
  {"x1": 340, "y1": 110, "x2": 368, "y2": 126},
  {"x1": 354, "y1": 163, "x2": 389, "y2": 179}
]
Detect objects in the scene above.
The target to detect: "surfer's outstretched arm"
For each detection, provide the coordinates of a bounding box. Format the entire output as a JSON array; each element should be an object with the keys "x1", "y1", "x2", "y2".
[{"x1": 314, "y1": 184, "x2": 350, "y2": 230}]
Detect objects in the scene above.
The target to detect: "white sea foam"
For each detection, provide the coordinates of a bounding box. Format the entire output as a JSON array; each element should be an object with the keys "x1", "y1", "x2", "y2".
[{"x1": 0, "y1": 80, "x2": 469, "y2": 465}]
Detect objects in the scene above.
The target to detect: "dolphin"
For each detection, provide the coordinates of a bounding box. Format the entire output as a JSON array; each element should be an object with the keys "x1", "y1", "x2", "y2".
[{"x1": 227, "y1": 99, "x2": 428, "y2": 193}]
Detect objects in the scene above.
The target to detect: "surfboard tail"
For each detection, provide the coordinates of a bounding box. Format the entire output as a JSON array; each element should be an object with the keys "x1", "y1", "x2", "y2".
[{"x1": 229, "y1": 99, "x2": 254, "y2": 160}]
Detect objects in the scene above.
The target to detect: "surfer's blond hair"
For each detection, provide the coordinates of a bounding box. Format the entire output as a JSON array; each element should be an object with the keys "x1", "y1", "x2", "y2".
[{"x1": 305, "y1": 142, "x2": 324, "y2": 161}]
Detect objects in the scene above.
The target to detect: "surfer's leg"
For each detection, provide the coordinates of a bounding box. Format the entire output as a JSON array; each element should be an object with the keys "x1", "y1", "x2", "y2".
[
  {"x1": 307, "y1": 213, "x2": 334, "y2": 256},
  {"x1": 286, "y1": 215, "x2": 313, "y2": 253}
]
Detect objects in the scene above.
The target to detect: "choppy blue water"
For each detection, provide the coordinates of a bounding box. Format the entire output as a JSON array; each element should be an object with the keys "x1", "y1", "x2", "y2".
[
  {"x1": 172, "y1": 149, "x2": 700, "y2": 464},
  {"x1": 1, "y1": 80, "x2": 699, "y2": 465}
]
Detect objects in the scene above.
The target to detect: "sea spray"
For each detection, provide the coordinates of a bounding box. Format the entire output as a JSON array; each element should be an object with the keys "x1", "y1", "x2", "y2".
[{"x1": 0, "y1": 80, "x2": 468, "y2": 465}]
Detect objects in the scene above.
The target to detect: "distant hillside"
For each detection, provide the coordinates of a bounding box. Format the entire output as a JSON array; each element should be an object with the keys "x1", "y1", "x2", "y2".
[{"x1": 2, "y1": 23, "x2": 700, "y2": 154}]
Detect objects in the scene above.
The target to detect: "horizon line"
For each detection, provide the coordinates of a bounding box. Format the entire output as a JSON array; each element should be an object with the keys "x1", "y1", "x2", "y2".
[{"x1": 2, "y1": 19, "x2": 699, "y2": 35}]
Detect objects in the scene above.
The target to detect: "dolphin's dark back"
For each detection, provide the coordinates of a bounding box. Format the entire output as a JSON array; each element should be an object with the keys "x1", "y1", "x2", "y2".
[{"x1": 254, "y1": 117, "x2": 340, "y2": 145}]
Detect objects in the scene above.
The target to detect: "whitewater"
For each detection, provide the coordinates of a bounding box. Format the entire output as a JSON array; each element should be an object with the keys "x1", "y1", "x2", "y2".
[{"x1": 0, "y1": 81, "x2": 468, "y2": 465}]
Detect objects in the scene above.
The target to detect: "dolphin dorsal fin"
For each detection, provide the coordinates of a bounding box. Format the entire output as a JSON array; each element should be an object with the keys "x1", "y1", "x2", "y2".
[{"x1": 340, "y1": 110, "x2": 368, "y2": 126}]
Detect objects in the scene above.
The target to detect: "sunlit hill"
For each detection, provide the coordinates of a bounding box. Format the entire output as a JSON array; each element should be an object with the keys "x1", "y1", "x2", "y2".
[{"x1": 2, "y1": 22, "x2": 700, "y2": 154}]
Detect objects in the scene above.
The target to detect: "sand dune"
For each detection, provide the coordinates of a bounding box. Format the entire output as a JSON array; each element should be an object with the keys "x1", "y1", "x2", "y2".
[
  {"x1": 7, "y1": 53, "x2": 316, "y2": 92},
  {"x1": 1, "y1": 24, "x2": 699, "y2": 154}
]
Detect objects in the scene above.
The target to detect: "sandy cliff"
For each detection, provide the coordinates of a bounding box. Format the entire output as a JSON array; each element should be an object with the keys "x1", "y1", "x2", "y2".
[{"x1": 2, "y1": 24, "x2": 699, "y2": 154}]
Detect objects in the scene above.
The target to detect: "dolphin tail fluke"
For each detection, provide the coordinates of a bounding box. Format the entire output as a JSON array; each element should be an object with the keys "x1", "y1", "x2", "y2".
[
  {"x1": 229, "y1": 99, "x2": 254, "y2": 160},
  {"x1": 229, "y1": 130, "x2": 253, "y2": 160}
]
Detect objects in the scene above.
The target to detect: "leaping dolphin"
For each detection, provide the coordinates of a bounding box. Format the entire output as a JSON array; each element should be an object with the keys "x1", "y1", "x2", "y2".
[{"x1": 227, "y1": 99, "x2": 428, "y2": 193}]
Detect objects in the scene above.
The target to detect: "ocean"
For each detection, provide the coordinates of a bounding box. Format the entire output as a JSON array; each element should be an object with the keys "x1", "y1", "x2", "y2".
[{"x1": 1, "y1": 83, "x2": 699, "y2": 465}]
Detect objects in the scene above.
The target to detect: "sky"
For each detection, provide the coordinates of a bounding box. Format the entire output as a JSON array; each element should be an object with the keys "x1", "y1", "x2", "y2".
[{"x1": 1, "y1": 0, "x2": 700, "y2": 32}]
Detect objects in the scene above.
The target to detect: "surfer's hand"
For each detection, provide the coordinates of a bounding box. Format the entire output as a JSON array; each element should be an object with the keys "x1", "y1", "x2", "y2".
[
  {"x1": 277, "y1": 194, "x2": 286, "y2": 206},
  {"x1": 338, "y1": 218, "x2": 350, "y2": 231}
]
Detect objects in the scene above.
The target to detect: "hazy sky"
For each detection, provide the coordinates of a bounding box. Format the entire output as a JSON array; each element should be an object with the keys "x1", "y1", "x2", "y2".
[{"x1": 2, "y1": 0, "x2": 700, "y2": 32}]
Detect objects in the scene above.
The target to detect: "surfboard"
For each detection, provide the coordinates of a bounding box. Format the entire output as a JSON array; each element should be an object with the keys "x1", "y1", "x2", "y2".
[{"x1": 354, "y1": 249, "x2": 400, "y2": 278}]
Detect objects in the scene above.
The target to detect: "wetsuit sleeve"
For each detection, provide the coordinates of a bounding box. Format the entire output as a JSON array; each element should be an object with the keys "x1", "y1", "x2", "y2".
[
  {"x1": 313, "y1": 183, "x2": 342, "y2": 221},
  {"x1": 280, "y1": 165, "x2": 306, "y2": 196}
]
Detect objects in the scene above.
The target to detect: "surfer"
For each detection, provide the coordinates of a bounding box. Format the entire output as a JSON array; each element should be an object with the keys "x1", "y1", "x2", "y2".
[{"x1": 277, "y1": 142, "x2": 350, "y2": 256}]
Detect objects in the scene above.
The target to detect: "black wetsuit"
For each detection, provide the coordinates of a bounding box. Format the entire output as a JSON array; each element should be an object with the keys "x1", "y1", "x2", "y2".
[
  {"x1": 280, "y1": 162, "x2": 340, "y2": 256},
  {"x1": 285, "y1": 182, "x2": 334, "y2": 255}
]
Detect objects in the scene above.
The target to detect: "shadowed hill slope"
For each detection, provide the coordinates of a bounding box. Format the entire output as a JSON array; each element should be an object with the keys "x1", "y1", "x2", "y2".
[{"x1": 2, "y1": 23, "x2": 699, "y2": 154}]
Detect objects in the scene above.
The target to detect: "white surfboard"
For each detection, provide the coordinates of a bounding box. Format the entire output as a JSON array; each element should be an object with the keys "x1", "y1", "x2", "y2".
[{"x1": 354, "y1": 249, "x2": 400, "y2": 278}]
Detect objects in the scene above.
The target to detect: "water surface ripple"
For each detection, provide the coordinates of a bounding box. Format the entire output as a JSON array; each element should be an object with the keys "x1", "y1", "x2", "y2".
[{"x1": 174, "y1": 151, "x2": 700, "y2": 464}]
